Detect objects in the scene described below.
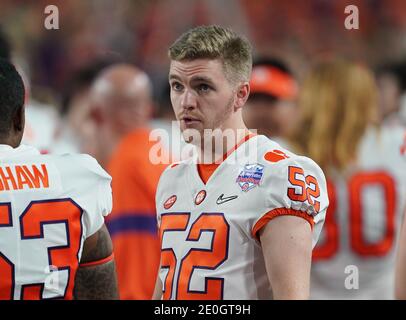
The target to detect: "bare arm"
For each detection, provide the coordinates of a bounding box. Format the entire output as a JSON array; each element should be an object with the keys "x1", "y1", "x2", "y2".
[
  {"x1": 259, "y1": 215, "x2": 313, "y2": 299},
  {"x1": 152, "y1": 268, "x2": 163, "y2": 300},
  {"x1": 395, "y1": 207, "x2": 406, "y2": 299},
  {"x1": 74, "y1": 224, "x2": 119, "y2": 300}
]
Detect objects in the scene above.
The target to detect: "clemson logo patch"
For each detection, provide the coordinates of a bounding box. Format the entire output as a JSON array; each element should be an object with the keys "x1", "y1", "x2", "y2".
[{"x1": 264, "y1": 149, "x2": 290, "y2": 163}]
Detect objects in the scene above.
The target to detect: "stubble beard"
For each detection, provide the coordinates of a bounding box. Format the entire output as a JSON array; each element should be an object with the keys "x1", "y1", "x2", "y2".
[
  {"x1": 201, "y1": 94, "x2": 236, "y2": 162},
  {"x1": 180, "y1": 94, "x2": 239, "y2": 164}
]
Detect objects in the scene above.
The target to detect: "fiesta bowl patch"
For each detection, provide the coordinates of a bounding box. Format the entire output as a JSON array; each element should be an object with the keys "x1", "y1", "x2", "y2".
[{"x1": 236, "y1": 163, "x2": 264, "y2": 192}]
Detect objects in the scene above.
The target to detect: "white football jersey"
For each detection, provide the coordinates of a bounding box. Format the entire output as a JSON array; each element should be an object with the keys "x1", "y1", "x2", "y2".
[
  {"x1": 156, "y1": 134, "x2": 328, "y2": 300},
  {"x1": 0, "y1": 144, "x2": 112, "y2": 300},
  {"x1": 311, "y1": 125, "x2": 406, "y2": 299}
]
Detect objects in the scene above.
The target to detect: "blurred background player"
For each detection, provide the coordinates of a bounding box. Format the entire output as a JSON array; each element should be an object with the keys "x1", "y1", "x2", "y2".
[
  {"x1": 244, "y1": 57, "x2": 298, "y2": 143},
  {"x1": 0, "y1": 25, "x2": 59, "y2": 154},
  {"x1": 88, "y1": 64, "x2": 167, "y2": 299},
  {"x1": 375, "y1": 61, "x2": 406, "y2": 127},
  {"x1": 0, "y1": 58, "x2": 118, "y2": 300},
  {"x1": 53, "y1": 57, "x2": 118, "y2": 155},
  {"x1": 289, "y1": 59, "x2": 406, "y2": 299}
]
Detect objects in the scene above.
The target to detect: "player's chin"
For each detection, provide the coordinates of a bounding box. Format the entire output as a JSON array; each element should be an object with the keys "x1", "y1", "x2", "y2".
[{"x1": 181, "y1": 126, "x2": 204, "y2": 144}]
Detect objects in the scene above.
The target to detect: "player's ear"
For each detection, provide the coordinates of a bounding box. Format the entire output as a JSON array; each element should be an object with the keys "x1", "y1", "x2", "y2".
[
  {"x1": 146, "y1": 101, "x2": 155, "y2": 119},
  {"x1": 234, "y1": 82, "x2": 250, "y2": 111},
  {"x1": 14, "y1": 105, "x2": 25, "y2": 132},
  {"x1": 11, "y1": 105, "x2": 25, "y2": 147},
  {"x1": 90, "y1": 105, "x2": 104, "y2": 125}
]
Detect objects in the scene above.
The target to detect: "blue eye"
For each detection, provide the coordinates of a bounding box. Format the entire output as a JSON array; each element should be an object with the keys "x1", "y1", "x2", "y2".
[
  {"x1": 171, "y1": 82, "x2": 183, "y2": 91},
  {"x1": 198, "y1": 84, "x2": 210, "y2": 92}
]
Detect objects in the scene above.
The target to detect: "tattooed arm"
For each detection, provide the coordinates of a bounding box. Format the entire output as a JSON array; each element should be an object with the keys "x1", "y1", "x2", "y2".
[{"x1": 74, "y1": 224, "x2": 119, "y2": 300}]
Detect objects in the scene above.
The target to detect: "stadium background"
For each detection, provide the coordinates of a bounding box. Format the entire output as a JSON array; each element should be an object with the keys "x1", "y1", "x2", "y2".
[
  {"x1": 1, "y1": 0, "x2": 406, "y2": 301},
  {"x1": 1, "y1": 0, "x2": 406, "y2": 115}
]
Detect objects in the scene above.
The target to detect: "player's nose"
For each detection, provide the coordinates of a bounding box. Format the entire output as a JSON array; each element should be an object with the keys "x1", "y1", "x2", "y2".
[{"x1": 180, "y1": 90, "x2": 197, "y2": 110}]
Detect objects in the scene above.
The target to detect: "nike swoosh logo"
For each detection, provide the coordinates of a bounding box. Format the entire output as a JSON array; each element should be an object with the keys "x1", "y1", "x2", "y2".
[{"x1": 216, "y1": 194, "x2": 238, "y2": 205}]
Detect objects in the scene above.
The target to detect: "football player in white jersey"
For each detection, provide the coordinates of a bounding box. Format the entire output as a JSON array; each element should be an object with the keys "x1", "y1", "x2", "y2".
[
  {"x1": 0, "y1": 58, "x2": 119, "y2": 299},
  {"x1": 152, "y1": 25, "x2": 329, "y2": 300},
  {"x1": 289, "y1": 60, "x2": 406, "y2": 299}
]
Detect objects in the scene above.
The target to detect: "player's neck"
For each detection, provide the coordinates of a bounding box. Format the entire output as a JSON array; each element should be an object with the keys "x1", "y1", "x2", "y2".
[
  {"x1": 197, "y1": 125, "x2": 251, "y2": 164},
  {"x1": 0, "y1": 133, "x2": 22, "y2": 148}
]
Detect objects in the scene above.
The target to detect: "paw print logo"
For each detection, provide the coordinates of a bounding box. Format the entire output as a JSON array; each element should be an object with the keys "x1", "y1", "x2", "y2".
[
  {"x1": 163, "y1": 195, "x2": 177, "y2": 210},
  {"x1": 195, "y1": 190, "x2": 207, "y2": 205},
  {"x1": 264, "y1": 150, "x2": 290, "y2": 163}
]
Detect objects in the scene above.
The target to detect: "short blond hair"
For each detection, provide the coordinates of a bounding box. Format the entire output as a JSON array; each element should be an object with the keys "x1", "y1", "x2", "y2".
[
  {"x1": 289, "y1": 60, "x2": 378, "y2": 173},
  {"x1": 169, "y1": 25, "x2": 252, "y2": 84}
]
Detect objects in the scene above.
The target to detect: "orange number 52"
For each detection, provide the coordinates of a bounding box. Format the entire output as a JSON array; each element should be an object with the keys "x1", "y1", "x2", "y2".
[
  {"x1": 159, "y1": 212, "x2": 229, "y2": 300},
  {"x1": 287, "y1": 166, "x2": 321, "y2": 213}
]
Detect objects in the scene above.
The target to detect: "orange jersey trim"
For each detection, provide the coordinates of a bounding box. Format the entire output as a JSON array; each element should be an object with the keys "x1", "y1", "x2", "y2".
[
  {"x1": 252, "y1": 208, "x2": 314, "y2": 241},
  {"x1": 79, "y1": 253, "x2": 115, "y2": 268},
  {"x1": 197, "y1": 132, "x2": 257, "y2": 184},
  {"x1": 197, "y1": 163, "x2": 219, "y2": 184}
]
